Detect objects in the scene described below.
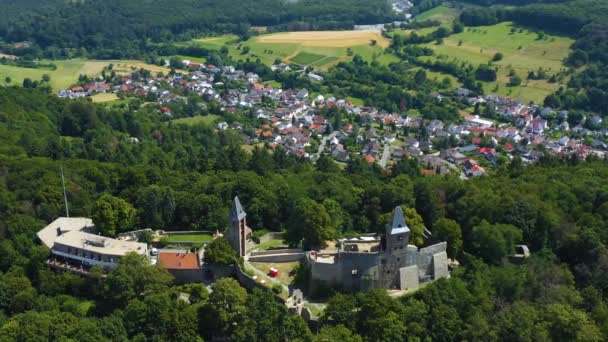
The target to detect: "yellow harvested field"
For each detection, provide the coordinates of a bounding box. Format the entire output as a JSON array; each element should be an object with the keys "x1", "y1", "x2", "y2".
[
  {"x1": 0, "y1": 53, "x2": 16, "y2": 60},
  {"x1": 90, "y1": 93, "x2": 119, "y2": 103},
  {"x1": 256, "y1": 30, "x2": 390, "y2": 48}
]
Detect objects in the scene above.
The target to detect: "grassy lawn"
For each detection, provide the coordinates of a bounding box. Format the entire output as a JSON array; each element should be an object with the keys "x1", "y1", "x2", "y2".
[
  {"x1": 290, "y1": 51, "x2": 327, "y2": 65},
  {"x1": 419, "y1": 21, "x2": 573, "y2": 103},
  {"x1": 387, "y1": 26, "x2": 438, "y2": 39},
  {"x1": 90, "y1": 93, "x2": 119, "y2": 103},
  {"x1": 311, "y1": 56, "x2": 340, "y2": 67},
  {"x1": 411, "y1": 66, "x2": 461, "y2": 89},
  {"x1": 0, "y1": 59, "x2": 170, "y2": 91},
  {"x1": 192, "y1": 35, "x2": 240, "y2": 50},
  {"x1": 254, "y1": 239, "x2": 289, "y2": 251},
  {"x1": 170, "y1": 114, "x2": 220, "y2": 126},
  {"x1": 165, "y1": 233, "x2": 214, "y2": 243},
  {"x1": 347, "y1": 96, "x2": 365, "y2": 106},
  {"x1": 250, "y1": 261, "x2": 300, "y2": 285},
  {"x1": 413, "y1": 5, "x2": 461, "y2": 24},
  {"x1": 263, "y1": 80, "x2": 282, "y2": 88}
]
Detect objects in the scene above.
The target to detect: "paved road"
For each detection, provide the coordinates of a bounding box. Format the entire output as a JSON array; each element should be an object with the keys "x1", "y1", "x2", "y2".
[
  {"x1": 312, "y1": 131, "x2": 338, "y2": 162},
  {"x1": 379, "y1": 143, "x2": 391, "y2": 168}
]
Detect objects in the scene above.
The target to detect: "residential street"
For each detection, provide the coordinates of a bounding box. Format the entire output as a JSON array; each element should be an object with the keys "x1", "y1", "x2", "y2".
[
  {"x1": 312, "y1": 131, "x2": 338, "y2": 162},
  {"x1": 379, "y1": 143, "x2": 391, "y2": 168}
]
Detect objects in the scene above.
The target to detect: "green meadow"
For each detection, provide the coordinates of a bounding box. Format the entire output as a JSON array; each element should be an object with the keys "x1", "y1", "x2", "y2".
[
  {"x1": 0, "y1": 60, "x2": 89, "y2": 90},
  {"x1": 193, "y1": 35, "x2": 240, "y2": 50},
  {"x1": 170, "y1": 114, "x2": 220, "y2": 126},
  {"x1": 413, "y1": 5, "x2": 461, "y2": 24},
  {"x1": 165, "y1": 233, "x2": 214, "y2": 244},
  {"x1": 290, "y1": 52, "x2": 327, "y2": 65},
  {"x1": 419, "y1": 22, "x2": 574, "y2": 103},
  {"x1": 0, "y1": 59, "x2": 170, "y2": 91}
]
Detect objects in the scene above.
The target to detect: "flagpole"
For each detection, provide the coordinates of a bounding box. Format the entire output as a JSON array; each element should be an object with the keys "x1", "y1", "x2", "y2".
[{"x1": 61, "y1": 166, "x2": 69, "y2": 217}]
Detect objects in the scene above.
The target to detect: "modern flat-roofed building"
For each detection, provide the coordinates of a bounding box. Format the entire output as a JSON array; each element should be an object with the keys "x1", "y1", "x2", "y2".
[
  {"x1": 52, "y1": 230, "x2": 147, "y2": 268},
  {"x1": 37, "y1": 217, "x2": 95, "y2": 249},
  {"x1": 37, "y1": 217, "x2": 148, "y2": 272}
]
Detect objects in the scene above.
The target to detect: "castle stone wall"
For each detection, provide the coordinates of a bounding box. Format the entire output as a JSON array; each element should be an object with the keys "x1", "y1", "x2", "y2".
[{"x1": 399, "y1": 265, "x2": 419, "y2": 290}]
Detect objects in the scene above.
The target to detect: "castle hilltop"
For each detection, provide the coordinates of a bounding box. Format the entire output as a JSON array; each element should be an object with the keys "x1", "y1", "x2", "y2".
[{"x1": 305, "y1": 206, "x2": 449, "y2": 291}]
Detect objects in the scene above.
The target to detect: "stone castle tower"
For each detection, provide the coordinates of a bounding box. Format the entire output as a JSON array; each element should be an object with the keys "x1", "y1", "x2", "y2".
[
  {"x1": 227, "y1": 196, "x2": 251, "y2": 257},
  {"x1": 381, "y1": 206, "x2": 412, "y2": 289}
]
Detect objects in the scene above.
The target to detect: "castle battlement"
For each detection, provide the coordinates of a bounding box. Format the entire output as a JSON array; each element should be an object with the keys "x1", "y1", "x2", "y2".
[{"x1": 306, "y1": 206, "x2": 449, "y2": 292}]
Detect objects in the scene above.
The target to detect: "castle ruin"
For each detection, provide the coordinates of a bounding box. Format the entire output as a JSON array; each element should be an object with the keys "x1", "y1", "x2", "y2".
[{"x1": 306, "y1": 206, "x2": 449, "y2": 291}]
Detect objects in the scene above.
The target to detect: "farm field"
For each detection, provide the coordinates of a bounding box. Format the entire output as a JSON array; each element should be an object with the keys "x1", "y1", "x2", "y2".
[
  {"x1": 420, "y1": 22, "x2": 574, "y2": 103},
  {"x1": 254, "y1": 30, "x2": 390, "y2": 48},
  {"x1": 90, "y1": 93, "x2": 119, "y2": 103},
  {"x1": 191, "y1": 30, "x2": 397, "y2": 69},
  {"x1": 0, "y1": 59, "x2": 170, "y2": 91},
  {"x1": 193, "y1": 35, "x2": 240, "y2": 50},
  {"x1": 290, "y1": 52, "x2": 327, "y2": 65}
]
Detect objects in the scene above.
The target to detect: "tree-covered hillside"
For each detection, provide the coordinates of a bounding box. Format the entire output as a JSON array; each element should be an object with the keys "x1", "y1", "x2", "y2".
[
  {"x1": 0, "y1": 0, "x2": 398, "y2": 58},
  {"x1": 1, "y1": 86, "x2": 608, "y2": 340}
]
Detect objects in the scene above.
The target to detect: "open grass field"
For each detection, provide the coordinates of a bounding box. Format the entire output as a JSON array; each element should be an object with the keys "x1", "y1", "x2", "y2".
[
  {"x1": 165, "y1": 233, "x2": 214, "y2": 244},
  {"x1": 191, "y1": 30, "x2": 397, "y2": 69},
  {"x1": 254, "y1": 239, "x2": 289, "y2": 251},
  {"x1": 411, "y1": 66, "x2": 461, "y2": 89},
  {"x1": 290, "y1": 51, "x2": 327, "y2": 65},
  {"x1": 386, "y1": 26, "x2": 439, "y2": 39},
  {"x1": 193, "y1": 35, "x2": 240, "y2": 50},
  {"x1": 170, "y1": 114, "x2": 220, "y2": 126},
  {"x1": 0, "y1": 59, "x2": 170, "y2": 91},
  {"x1": 420, "y1": 22, "x2": 574, "y2": 103},
  {"x1": 387, "y1": 5, "x2": 462, "y2": 38},
  {"x1": 413, "y1": 5, "x2": 461, "y2": 24},
  {"x1": 250, "y1": 261, "x2": 300, "y2": 285}
]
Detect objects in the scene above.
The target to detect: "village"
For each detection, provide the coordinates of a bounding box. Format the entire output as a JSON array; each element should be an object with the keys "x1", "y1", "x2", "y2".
[{"x1": 58, "y1": 59, "x2": 608, "y2": 178}]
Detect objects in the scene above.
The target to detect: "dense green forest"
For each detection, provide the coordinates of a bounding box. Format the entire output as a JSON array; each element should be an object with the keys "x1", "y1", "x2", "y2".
[
  {"x1": 1, "y1": 85, "x2": 608, "y2": 340},
  {"x1": 0, "y1": 0, "x2": 397, "y2": 58},
  {"x1": 1, "y1": 0, "x2": 608, "y2": 340}
]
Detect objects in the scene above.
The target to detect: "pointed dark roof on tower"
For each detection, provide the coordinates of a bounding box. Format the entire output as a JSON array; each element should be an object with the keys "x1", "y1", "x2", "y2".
[
  {"x1": 390, "y1": 206, "x2": 410, "y2": 235},
  {"x1": 230, "y1": 196, "x2": 247, "y2": 221}
]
